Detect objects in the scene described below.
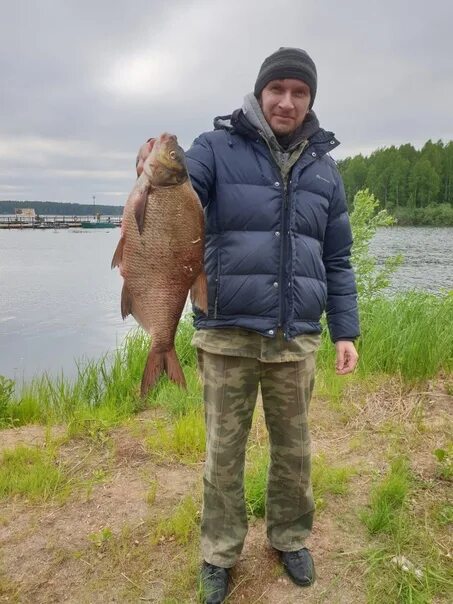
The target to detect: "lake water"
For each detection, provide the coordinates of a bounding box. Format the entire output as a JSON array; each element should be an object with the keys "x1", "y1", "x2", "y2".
[{"x1": 1, "y1": 226, "x2": 452, "y2": 382}]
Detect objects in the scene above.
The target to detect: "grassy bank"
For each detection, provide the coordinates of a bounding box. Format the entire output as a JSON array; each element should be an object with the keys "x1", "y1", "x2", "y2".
[
  {"x1": 0, "y1": 290, "x2": 452, "y2": 602},
  {"x1": 1, "y1": 290, "x2": 452, "y2": 430}
]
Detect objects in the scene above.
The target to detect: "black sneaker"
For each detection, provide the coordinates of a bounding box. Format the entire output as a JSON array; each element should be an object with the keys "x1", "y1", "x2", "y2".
[
  {"x1": 199, "y1": 561, "x2": 229, "y2": 604},
  {"x1": 280, "y1": 547, "x2": 315, "y2": 586}
]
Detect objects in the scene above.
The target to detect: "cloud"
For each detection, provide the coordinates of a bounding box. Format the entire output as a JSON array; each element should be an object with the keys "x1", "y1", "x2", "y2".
[{"x1": 0, "y1": 0, "x2": 452, "y2": 203}]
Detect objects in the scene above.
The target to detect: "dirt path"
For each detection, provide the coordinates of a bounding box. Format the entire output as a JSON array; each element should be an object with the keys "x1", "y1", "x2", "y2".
[
  {"x1": 0, "y1": 424, "x2": 66, "y2": 455},
  {"x1": 0, "y1": 379, "x2": 451, "y2": 603}
]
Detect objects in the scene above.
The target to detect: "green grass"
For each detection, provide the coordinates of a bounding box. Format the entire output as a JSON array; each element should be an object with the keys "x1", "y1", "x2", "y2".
[
  {"x1": 145, "y1": 479, "x2": 158, "y2": 505},
  {"x1": 361, "y1": 457, "x2": 411, "y2": 534},
  {"x1": 88, "y1": 526, "x2": 114, "y2": 548},
  {"x1": 318, "y1": 291, "x2": 453, "y2": 381},
  {"x1": 433, "y1": 503, "x2": 453, "y2": 526},
  {"x1": 147, "y1": 365, "x2": 202, "y2": 417},
  {"x1": 1, "y1": 292, "x2": 452, "y2": 431},
  {"x1": 312, "y1": 453, "x2": 356, "y2": 511},
  {"x1": 244, "y1": 444, "x2": 270, "y2": 518},
  {"x1": 364, "y1": 545, "x2": 452, "y2": 604},
  {"x1": 1, "y1": 318, "x2": 198, "y2": 429},
  {"x1": 146, "y1": 408, "x2": 205, "y2": 464},
  {"x1": 359, "y1": 455, "x2": 453, "y2": 603},
  {"x1": 153, "y1": 495, "x2": 200, "y2": 545},
  {"x1": 163, "y1": 537, "x2": 201, "y2": 603},
  {"x1": 243, "y1": 448, "x2": 355, "y2": 517},
  {"x1": 433, "y1": 444, "x2": 453, "y2": 481},
  {"x1": 0, "y1": 444, "x2": 71, "y2": 502}
]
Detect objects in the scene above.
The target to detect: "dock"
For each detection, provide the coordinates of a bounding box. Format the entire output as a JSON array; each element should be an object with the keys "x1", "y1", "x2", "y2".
[{"x1": 0, "y1": 216, "x2": 121, "y2": 229}]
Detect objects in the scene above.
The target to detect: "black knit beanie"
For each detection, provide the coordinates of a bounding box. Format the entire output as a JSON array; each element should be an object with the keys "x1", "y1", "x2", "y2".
[{"x1": 254, "y1": 47, "x2": 317, "y2": 108}]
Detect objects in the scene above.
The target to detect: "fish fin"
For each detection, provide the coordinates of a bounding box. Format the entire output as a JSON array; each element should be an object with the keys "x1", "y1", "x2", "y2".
[
  {"x1": 134, "y1": 186, "x2": 151, "y2": 235},
  {"x1": 190, "y1": 271, "x2": 208, "y2": 314},
  {"x1": 111, "y1": 236, "x2": 125, "y2": 269},
  {"x1": 136, "y1": 138, "x2": 156, "y2": 177},
  {"x1": 141, "y1": 349, "x2": 165, "y2": 397},
  {"x1": 140, "y1": 347, "x2": 186, "y2": 397},
  {"x1": 121, "y1": 283, "x2": 133, "y2": 319},
  {"x1": 164, "y1": 348, "x2": 187, "y2": 388}
]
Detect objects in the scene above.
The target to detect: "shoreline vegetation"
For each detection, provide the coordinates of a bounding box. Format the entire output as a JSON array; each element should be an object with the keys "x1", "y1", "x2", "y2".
[
  {"x1": 1, "y1": 191, "x2": 452, "y2": 602},
  {"x1": 338, "y1": 139, "x2": 453, "y2": 227}
]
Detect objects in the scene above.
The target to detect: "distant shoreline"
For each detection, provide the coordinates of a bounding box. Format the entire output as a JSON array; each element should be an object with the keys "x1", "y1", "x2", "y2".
[
  {"x1": 2, "y1": 200, "x2": 453, "y2": 227},
  {"x1": 0, "y1": 200, "x2": 123, "y2": 216}
]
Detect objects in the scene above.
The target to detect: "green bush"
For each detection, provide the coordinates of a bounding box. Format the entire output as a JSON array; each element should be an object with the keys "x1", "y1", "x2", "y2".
[{"x1": 350, "y1": 189, "x2": 403, "y2": 299}]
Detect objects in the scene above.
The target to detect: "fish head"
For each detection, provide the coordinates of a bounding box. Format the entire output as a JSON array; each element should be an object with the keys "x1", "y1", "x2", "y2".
[{"x1": 143, "y1": 133, "x2": 188, "y2": 186}]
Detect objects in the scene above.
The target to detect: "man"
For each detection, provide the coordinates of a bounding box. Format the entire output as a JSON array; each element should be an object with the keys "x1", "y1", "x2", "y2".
[{"x1": 140, "y1": 47, "x2": 359, "y2": 603}]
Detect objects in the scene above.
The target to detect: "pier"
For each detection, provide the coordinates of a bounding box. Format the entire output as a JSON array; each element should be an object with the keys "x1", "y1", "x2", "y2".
[{"x1": 0, "y1": 215, "x2": 121, "y2": 229}]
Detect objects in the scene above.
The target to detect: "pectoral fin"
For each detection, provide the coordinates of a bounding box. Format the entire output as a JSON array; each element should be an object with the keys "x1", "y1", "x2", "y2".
[
  {"x1": 190, "y1": 271, "x2": 208, "y2": 314},
  {"x1": 134, "y1": 186, "x2": 151, "y2": 235},
  {"x1": 121, "y1": 283, "x2": 133, "y2": 319},
  {"x1": 111, "y1": 236, "x2": 125, "y2": 269}
]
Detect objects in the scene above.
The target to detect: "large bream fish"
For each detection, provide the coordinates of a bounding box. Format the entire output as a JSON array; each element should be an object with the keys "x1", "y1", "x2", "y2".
[{"x1": 112, "y1": 133, "x2": 207, "y2": 395}]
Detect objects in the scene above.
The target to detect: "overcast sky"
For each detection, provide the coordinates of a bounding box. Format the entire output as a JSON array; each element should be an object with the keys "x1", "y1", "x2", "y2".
[{"x1": 1, "y1": 0, "x2": 452, "y2": 206}]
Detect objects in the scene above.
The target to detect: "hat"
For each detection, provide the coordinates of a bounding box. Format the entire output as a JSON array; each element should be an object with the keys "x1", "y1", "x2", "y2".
[{"x1": 254, "y1": 47, "x2": 317, "y2": 108}]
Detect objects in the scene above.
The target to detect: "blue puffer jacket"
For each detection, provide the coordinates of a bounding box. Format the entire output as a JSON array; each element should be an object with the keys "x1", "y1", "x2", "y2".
[{"x1": 185, "y1": 112, "x2": 359, "y2": 343}]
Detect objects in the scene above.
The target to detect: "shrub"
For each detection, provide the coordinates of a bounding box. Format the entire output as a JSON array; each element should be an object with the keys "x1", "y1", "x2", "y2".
[{"x1": 350, "y1": 189, "x2": 403, "y2": 299}]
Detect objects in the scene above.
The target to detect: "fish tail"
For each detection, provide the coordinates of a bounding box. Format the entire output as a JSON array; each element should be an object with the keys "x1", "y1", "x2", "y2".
[
  {"x1": 163, "y1": 348, "x2": 187, "y2": 389},
  {"x1": 140, "y1": 346, "x2": 186, "y2": 396}
]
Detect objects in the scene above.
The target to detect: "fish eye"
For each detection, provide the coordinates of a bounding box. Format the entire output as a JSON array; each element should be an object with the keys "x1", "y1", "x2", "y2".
[{"x1": 169, "y1": 150, "x2": 177, "y2": 159}]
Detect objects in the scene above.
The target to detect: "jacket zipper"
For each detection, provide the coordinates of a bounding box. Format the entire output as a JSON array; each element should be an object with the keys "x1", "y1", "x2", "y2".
[
  {"x1": 262, "y1": 153, "x2": 287, "y2": 332},
  {"x1": 214, "y1": 249, "x2": 221, "y2": 319},
  {"x1": 278, "y1": 182, "x2": 288, "y2": 329},
  {"x1": 255, "y1": 139, "x2": 304, "y2": 335}
]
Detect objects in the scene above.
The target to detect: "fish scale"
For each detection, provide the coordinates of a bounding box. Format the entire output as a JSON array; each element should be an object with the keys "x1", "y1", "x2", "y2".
[{"x1": 112, "y1": 134, "x2": 207, "y2": 395}]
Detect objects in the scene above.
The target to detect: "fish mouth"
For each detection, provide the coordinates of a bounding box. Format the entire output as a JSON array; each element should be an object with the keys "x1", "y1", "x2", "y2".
[{"x1": 159, "y1": 132, "x2": 177, "y2": 144}]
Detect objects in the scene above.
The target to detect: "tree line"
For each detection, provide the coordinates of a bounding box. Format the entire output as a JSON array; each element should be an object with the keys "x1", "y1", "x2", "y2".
[
  {"x1": 0, "y1": 200, "x2": 123, "y2": 216},
  {"x1": 337, "y1": 139, "x2": 453, "y2": 225}
]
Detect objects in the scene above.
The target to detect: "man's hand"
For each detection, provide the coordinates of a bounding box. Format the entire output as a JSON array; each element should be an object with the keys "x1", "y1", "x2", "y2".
[{"x1": 335, "y1": 341, "x2": 358, "y2": 375}]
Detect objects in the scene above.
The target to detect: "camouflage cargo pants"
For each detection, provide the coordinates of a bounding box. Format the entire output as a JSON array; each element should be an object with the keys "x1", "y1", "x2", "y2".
[{"x1": 197, "y1": 349, "x2": 316, "y2": 568}]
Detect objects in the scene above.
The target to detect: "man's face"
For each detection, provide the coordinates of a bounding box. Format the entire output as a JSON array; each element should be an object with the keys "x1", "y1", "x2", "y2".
[{"x1": 260, "y1": 78, "x2": 311, "y2": 136}]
